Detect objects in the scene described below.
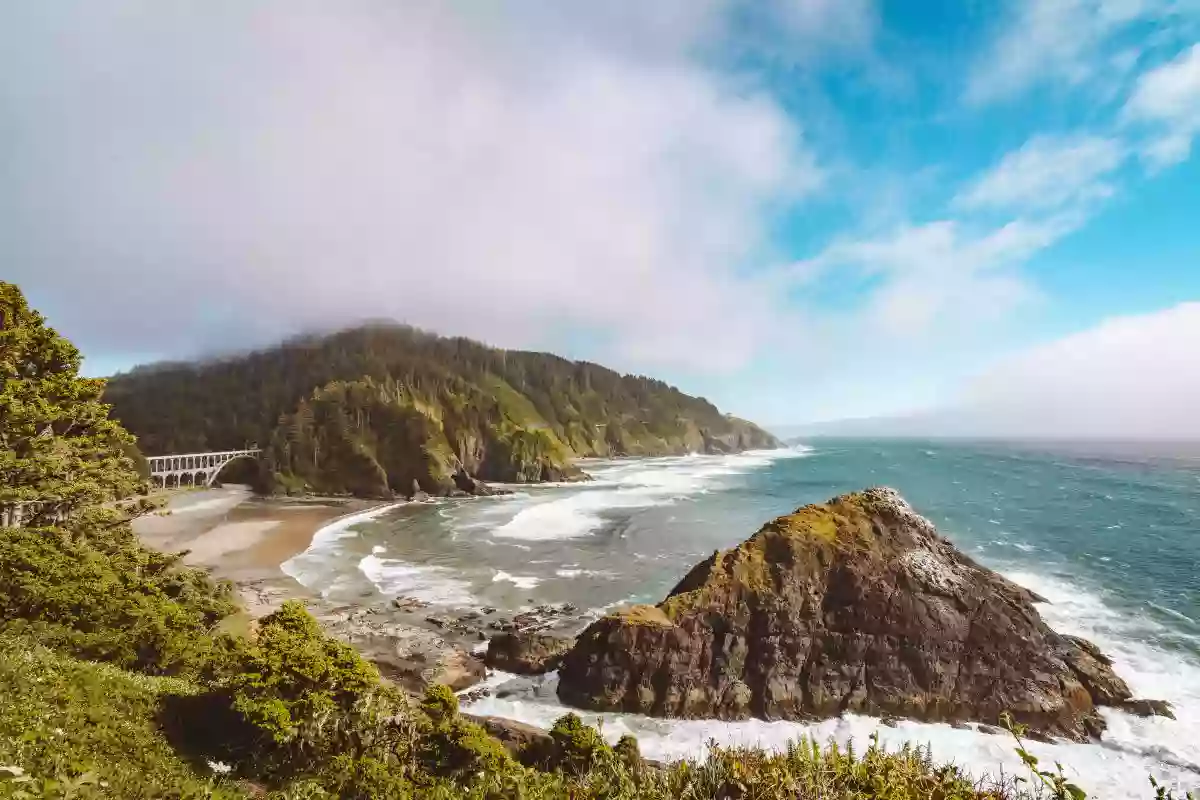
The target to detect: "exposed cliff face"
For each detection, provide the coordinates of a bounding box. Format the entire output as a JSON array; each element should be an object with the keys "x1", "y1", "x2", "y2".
[
  {"x1": 265, "y1": 376, "x2": 585, "y2": 497},
  {"x1": 557, "y1": 488, "x2": 1166, "y2": 741}
]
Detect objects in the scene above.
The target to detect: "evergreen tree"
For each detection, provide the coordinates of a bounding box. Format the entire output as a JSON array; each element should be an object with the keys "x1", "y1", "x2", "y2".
[{"x1": 0, "y1": 282, "x2": 149, "y2": 527}]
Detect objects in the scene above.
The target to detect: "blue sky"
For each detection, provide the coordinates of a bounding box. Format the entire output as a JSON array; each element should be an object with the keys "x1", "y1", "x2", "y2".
[{"x1": 4, "y1": 1, "x2": 1200, "y2": 434}]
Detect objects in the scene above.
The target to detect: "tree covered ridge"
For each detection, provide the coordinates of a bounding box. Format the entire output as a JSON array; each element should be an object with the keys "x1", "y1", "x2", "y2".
[{"x1": 102, "y1": 323, "x2": 780, "y2": 496}]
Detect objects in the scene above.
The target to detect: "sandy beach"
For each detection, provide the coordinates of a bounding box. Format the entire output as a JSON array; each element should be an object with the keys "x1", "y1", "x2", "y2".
[
  {"x1": 131, "y1": 487, "x2": 500, "y2": 692},
  {"x1": 133, "y1": 486, "x2": 380, "y2": 586}
]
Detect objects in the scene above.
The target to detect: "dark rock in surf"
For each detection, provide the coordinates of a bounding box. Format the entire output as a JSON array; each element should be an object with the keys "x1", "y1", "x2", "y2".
[
  {"x1": 485, "y1": 631, "x2": 574, "y2": 675},
  {"x1": 1120, "y1": 698, "x2": 1175, "y2": 719},
  {"x1": 557, "y1": 487, "x2": 1155, "y2": 741},
  {"x1": 452, "y1": 468, "x2": 487, "y2": 495}
]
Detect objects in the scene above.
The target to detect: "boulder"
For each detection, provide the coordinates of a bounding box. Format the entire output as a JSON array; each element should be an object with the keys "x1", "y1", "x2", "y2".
[
  {"x1": 1120, "y1": 698, "x2": 1175, "y2": 719},
  {"x1": 542, "y1": 462, "x2": 593, "y2": 483},
  {"x1": 486, "y1": 631, "x2": 575, "y2": 674},
  {"x1": 409, "y1": 479, "x2": 430, "y2": 502},
  {"x1": 452, "y1": 468, "x2": 484, "y2": 495},
  {"x1": 451, "y1": 467, "x2": 512, "y2": 497},
  {"x1": 557, "y1": 488, "x2": 1156, "y2": 741},
  {"x1": 370, "y1": 645, "x2": 485, "y2": 693},
  {"x1": 318, "y1": 606, "x2": 485, "y2": 693}
]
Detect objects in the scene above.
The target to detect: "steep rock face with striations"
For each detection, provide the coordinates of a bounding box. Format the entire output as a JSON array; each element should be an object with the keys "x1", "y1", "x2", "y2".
[
  {"x1": 102, "y1": 324, "x2": 780, "y2": 497},
  {"x1": 557, "y1": 488, "x2": 1167, "y2": 741},
  {"x1": 265, "y1": 376, "x2": 587, "y2": 497}
]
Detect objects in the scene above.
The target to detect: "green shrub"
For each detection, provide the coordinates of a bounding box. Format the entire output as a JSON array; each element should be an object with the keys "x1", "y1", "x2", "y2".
[
  {"x1": 614, "y1": 734, "x2": 643, "y2": 772},
  {"x1": 547, "y1": 713, "x2": 614, "y2": 775},
  {"x1": 314, "y1": 754, "x2": 416, "y2": 800},
  {"x1": 204, "y1": 601, "x2": 402, "y2": 774},
  {"x1": 420, "y1": 683, "x2": 459, "y2": 725},
  {"x1": 650, "y1": 735, "x2": 1006, "y2": 800},
  {"x1": 415, "y1": 685, "x2": 513, "y2": 781},
  {"x1": 0, "y1": 524, "x2": 237, "y2": 677},
  {"x1": 0, "y1": 631, "x2": 244, "y2": 800}
]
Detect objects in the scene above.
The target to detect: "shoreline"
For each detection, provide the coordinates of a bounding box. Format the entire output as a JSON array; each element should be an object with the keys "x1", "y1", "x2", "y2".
[{"x1": 132, "y1": 487, "x2": 387, "y2": 611}]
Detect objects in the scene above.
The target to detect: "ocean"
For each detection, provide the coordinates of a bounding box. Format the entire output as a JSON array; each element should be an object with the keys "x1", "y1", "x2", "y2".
[{"x1": 282, "y1": 439, "x2": 1200, "y2": 798}]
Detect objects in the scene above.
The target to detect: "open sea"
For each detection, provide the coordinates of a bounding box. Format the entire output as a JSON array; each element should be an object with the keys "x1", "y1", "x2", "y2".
[{"x1": 283, "y1": 439, "x2": 1200, "y2": 798}]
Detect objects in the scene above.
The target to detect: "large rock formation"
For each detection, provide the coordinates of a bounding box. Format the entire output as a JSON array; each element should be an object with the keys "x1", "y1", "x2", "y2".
[{"x1": 558, "y1": 488, "x2": 1167, "y2": 740}]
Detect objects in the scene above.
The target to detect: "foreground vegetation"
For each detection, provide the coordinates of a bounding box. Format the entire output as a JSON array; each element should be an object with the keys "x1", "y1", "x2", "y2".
[{"x1": 0, "y1": 280, "x2": 1193, "y2": 798}]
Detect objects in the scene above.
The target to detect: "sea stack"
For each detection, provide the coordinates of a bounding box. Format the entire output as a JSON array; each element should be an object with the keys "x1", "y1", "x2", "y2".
[{"x1": 557, "y1": 487, "x2": 1167, "y2": 740}]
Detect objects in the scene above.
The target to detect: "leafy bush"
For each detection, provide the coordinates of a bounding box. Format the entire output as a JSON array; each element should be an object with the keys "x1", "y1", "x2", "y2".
[
  {"x1": 615, "y1": 734, "x2": 643, "y2": 772},
  {"x1": 312, "y1": 754, "x2": 416, "y2": 800},
  {"x1": 0, "y1": 524, "x2": 237, "y2": 677},
  {"x1": 175, "y1": 601, "x2": 406, "y2": 781},
  {"x1": 547, "y1": 713, "x2": 615, "y2": 775},
  {"x1": 0, "y1": 631, "x2": 243, "y2": 800},
  {"x1": 415, "y1": 685, "x2": 513, "y2": 781}
]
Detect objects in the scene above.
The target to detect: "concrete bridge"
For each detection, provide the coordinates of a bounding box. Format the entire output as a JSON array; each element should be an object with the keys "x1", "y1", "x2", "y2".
[{"x1": 147, "y1": 447, "x2": 262, "y2": 488}]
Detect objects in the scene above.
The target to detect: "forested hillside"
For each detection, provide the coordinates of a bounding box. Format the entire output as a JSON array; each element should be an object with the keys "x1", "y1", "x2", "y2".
[{"x1": 104, "y1": 324, "x2": 779, "y2": 496}]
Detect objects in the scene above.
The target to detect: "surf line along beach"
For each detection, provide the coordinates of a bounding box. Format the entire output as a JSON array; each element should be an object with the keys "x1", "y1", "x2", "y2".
[
  {"x1": 133, "y1": 487, "x2": 501, "y2": 692},
  {"x1": 132, "y1": 486, "x2": 389, "y2": 612}
]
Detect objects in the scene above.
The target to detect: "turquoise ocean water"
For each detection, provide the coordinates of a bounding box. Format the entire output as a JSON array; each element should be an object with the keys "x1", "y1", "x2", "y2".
[{"x1": 284, "y1": 440, "x2": 1200, "y2": 798}]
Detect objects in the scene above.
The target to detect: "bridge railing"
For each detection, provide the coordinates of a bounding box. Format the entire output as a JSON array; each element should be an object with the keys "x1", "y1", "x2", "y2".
[{"x1": 146, "y1": 448, "x2": 262, "y2": 488}]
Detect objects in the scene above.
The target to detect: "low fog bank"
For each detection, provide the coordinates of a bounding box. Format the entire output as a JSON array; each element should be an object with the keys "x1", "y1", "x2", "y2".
[{"x1": 779, "y1": 302, "x2": 1200, "y2": 445}]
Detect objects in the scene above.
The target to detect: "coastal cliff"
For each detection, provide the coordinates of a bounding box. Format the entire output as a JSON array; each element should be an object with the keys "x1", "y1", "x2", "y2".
[
  {"x1": 102, "y1": 323, "x2": 779, "y2": 496},
  {"x1": 557, "y1": 488, "x2": 1167, "y2": 740}
]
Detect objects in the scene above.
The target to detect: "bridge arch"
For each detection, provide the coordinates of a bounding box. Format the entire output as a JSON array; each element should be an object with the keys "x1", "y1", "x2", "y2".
[
  {"x1": 204, "y1": 452, "x2": 260, "y2": 487},
  {"x1": 148, "y1": 447, "x2": 262, "y2": 488}
]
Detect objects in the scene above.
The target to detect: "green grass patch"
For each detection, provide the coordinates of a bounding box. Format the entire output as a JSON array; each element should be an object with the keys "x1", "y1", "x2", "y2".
[{"x1": 0, "y1": 631, "x2": 244, "y2": 799}]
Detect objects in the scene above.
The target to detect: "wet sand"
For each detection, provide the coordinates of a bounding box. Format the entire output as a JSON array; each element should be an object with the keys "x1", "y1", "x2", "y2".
[
  {"x1": 133, "y1": 487, "x2": 381, "y2": 587},
  {"x1": 132, "y1": 488, "x2": 488, "y2": 695}
]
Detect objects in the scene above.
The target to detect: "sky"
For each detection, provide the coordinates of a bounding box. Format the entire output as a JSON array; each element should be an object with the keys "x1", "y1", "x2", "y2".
[{"x1": 4, "y1": 1, "x2": 1200, "y2": 437}]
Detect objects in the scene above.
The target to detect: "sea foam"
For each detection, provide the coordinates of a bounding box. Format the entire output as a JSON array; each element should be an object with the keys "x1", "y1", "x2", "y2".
[
  {"x1": 492, "y1": 570, "x2": 541, "y2": 590},
  {"x1": 280, "y1": 502, "x2": 404, "y2": 590},
  {"x1": 488, "y1": 447, "x2": 810, "y2": 542},
  {"x1": 357, "y1": 553, "x2": 475, "y2": 606}
]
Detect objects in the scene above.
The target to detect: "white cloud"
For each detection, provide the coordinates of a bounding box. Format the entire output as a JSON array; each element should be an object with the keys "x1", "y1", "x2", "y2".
[
  {"x1": 772, "y1": 0, "x2": 877, "y2": 51},
  {"x1": 0, "y1": 1, "x2": 834, "y2": 374},
  {"x1": 795, "y1": 216, "x2": 1076, "y2": 338},
  {"x1": 1123, "y1": 43, "x2": 1200, "y2": 166},
  {"x1": 961, "y1": 302, "x2": 1200, "y2": 438},
  {"x1": 957, "y1": 134, "x2": 1126, "y2": 212},
  {"x1": 966, "y1": 0, "x2": 1179, "y2": 104}
]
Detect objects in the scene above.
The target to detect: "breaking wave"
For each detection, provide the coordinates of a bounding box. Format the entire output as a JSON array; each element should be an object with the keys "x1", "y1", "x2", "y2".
[{"x1": 489, "y1": 448, "x2": 810, "y2": 542}]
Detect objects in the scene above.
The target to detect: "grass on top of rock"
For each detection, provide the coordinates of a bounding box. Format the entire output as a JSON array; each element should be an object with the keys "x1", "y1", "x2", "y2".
[{"x1": 611, "y1": 604, "x2": 675, "y2": 627}]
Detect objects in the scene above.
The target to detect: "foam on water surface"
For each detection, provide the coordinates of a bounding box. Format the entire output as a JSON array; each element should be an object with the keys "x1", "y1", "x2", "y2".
[
  {"x1": 492, "y1": 570, "x2": 541, "y2": 590},
  {"x1": 357, "y1": 553, "x2": 475, "y2": 605},
  {"x1": 489, "y1": 447, "x2": 811, "y2": 542},
  {"x1": 281, "y1": 502, "x2": 405, "y2": 589}
]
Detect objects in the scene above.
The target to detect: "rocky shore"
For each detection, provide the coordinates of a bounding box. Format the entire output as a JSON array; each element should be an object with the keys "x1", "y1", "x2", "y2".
[
  {"x1": 140, "y1": 485, "x2": 1173, "y2": 745},
  {"x1": 135, "y1": 487, "x2": 590, "y2": 703}
]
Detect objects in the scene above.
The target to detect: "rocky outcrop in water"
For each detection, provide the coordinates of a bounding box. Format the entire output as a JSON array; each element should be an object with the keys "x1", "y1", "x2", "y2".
[{"x1": 557, "y1": 488, "x2": 1169, "y2": 741}]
